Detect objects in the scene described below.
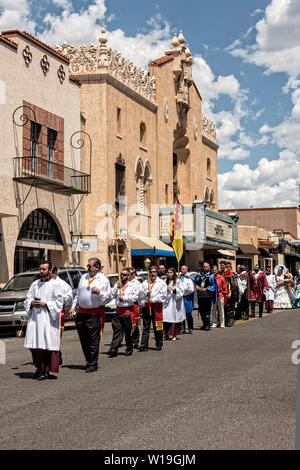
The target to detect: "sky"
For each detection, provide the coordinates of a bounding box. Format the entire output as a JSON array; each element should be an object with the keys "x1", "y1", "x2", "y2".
[{"x1": 1, "y1": 0, "x2": 300, "y2": 209}]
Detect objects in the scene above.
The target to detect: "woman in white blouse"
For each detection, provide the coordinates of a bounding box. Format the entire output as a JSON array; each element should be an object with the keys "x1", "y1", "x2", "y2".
[{"x1": 163, "y1": 268, "x2": 186, "y2": 341}]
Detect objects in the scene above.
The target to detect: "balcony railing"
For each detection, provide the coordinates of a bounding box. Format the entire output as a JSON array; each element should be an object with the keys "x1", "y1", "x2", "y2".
[{"x1": 13, "y1": 157, "x2": 91, "y2": 195}]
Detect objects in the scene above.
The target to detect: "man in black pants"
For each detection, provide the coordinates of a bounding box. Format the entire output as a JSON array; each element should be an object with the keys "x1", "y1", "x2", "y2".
[
  {"x1": 69, "y1": 258, "x2": 111, "y2": 373},
  {"x1": 139, "y1": 266, "x2": 167, "y2": 351},
  {"x1": 108, "y1": 268, "x2": 137, "y2": 357},
  {"x1": 195, "y1": 262, "x2": 216, "y2": 331}
]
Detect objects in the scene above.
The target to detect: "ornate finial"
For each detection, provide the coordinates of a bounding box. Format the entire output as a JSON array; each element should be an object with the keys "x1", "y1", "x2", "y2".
[
  {"x1": 185, "y1": 44, "x2": 191, "y2": 57},
  {"x1": 171, "y1": 33, "x2": 180, "y2": 48},
  {"x1": 99, "y1": 28, "x2": 107, "y2": 46},
  {"x1": 178, "y1": 30, "x2": 185, "y2": 44}
]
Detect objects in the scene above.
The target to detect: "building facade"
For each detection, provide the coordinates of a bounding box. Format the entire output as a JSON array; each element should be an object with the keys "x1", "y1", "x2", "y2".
[
  {"x1": 0, "y1": 30, "x2": 88, "y2": 284},
  {"x1": 54, "y1": 29, "x2": 235, "y2": 273},
  {"x1": 220, "y1": 207, "x2": 300, "y2": 273}
]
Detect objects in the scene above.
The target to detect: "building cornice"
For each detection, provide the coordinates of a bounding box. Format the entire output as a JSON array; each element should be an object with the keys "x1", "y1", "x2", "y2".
[
  {"x1": 0, "y1": 34, "x2": 18, "y2": 50},
  {"x1": 1, "y1": 30, "x2": 70, "y2": 64},
  {"x1": 75, "y1": 72, "x2": 157, "y2": 113},
  {"x1": 202, "y1": 134, "x2": 219, "y2": 151}
]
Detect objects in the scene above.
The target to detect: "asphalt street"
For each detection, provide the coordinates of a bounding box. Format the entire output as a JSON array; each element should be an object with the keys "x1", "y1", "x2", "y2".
[{"x1": 0, "y1": 308, "x2": 299, "y2": 450}]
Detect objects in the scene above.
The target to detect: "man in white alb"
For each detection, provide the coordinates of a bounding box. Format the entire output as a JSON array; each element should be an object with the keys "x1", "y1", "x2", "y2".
[
  {"x1": 69, "y1": 257, "x2": 111, "y2": 373},
  {"x1": 24, "y1": 260, "x2": 63, "y2": 381}
]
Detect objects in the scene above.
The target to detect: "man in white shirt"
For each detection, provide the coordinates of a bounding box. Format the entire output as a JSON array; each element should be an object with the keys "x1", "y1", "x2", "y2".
[
  {"x1": 69, "y1": 257, "x2": 111, "y2": 373},
  {"x1": 108, "y1": 267, "x2": 138, "y2": 357},
  {"x1": 24, "y1": 260, "x2": 63, "y2": 381},
  {"x1": 139, "y1": 266, "x2": 168, "y2": 351}
]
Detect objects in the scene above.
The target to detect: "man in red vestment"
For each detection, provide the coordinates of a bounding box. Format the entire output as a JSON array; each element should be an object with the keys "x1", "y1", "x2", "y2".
[{"x1": 249, "y1": 264, "x2": 269, "y2": 317}]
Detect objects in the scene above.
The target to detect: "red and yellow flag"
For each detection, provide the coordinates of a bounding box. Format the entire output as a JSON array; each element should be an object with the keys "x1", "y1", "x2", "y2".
[{"x1": 170, "y1": 200, "x2": 183, "y2": 263}]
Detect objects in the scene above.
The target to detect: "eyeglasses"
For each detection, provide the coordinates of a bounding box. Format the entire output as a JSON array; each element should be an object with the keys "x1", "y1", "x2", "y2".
[
  {"x1": 150, "y1": 271, "x2": 157, "y2": 274},
  {"x1": 121, "y1": 273, "x2": 129, "y2": 276}
]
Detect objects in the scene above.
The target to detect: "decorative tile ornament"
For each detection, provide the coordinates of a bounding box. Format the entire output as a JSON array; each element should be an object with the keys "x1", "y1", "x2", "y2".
[
  {"x1": 57, "y1": 64, "x2": 66, "y2": 84},
  {"x1": 22, "y1": 45, "x2": 32, "y2": 65},
  {"x1": 40, "y1": 55, "x2": 50, "y2": 76}
]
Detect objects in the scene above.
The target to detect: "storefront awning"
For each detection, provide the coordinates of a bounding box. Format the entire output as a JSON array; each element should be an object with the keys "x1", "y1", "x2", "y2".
[
  {"x1": 131, "y1": 234, "x2": 175, "y2": 257},
  {"x1": 237, "y1": 244, "x2": 259, "y2": 255},
  {"x1": 217, "y1": 249, "x2": 235, "y2": 259},
  {"x1": 259, "y1": 247, "x2": 270, "y2": 257}
]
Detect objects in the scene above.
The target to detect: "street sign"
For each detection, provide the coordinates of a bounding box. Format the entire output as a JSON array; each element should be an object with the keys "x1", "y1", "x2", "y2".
[{"x1": 72, "y1": 238, "x2": 98, "y2": 252}]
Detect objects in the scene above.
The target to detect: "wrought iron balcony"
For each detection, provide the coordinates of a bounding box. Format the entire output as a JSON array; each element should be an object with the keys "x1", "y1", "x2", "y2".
[{"x1": 13, "y1": 157, "x2": 91, "y2": 195}]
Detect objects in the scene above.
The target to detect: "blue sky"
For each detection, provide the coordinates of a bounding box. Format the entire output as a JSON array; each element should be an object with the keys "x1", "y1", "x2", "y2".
[{"x1": 1, "y1": 0, "x2": 299, "y2": 208}]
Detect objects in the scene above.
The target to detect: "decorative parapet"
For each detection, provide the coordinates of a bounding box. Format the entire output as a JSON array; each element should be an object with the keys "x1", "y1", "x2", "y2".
[
  {"x1": 202, "y1": 115, "x2": 216, "y2": 143},
  {"x1": 53, "y1": 29, "x2": 156, "y2": 104}
]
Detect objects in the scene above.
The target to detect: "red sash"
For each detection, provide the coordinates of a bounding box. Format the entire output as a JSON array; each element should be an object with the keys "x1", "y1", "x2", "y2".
[
  {"x1": 60, "y1": 311, "x2": 65, "y2": 328},
  {"x1": 116, "y1": 305, "x2": 135, "y2": 326},
  {"x1": 145, "y1": 302, "x2": 163, "y2": 322}
]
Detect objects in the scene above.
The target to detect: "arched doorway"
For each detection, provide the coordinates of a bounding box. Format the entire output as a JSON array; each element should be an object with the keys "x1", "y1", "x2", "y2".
[{"x1": 14, "y1": 209, "x2": 64, "y2": 273}]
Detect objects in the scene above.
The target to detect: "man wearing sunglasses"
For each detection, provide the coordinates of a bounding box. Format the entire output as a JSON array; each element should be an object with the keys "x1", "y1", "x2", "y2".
[
  {"x1": 139, "y1": 266, "x2": 167, "y2": 351},
  {"x1": 108, "y1": 268, "x2": 138, "y2": 357},
  {"x1": 69, "y1": 258, "x2": 111, "y2": 373}
]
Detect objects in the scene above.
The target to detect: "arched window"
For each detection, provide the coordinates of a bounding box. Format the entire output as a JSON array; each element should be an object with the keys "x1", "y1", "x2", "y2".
[
  {"x1": 140, "y1": 122, "x2": 146, "y2": 148},
  {"x1": 207, "y1": 158, "x2": 211, "y2": 178},
  {"x1": 115, "y1": 154, "x2": 126, "y2": 211},
  {"x1": 143, "y1": 161, "x2": 152, "y2": 214},
  {"x1": 18, "y1": 209, "x2": 62, "y2": 243},
  {"x1": 204, "y1": 187, "x2": 210, "y2": 203}
]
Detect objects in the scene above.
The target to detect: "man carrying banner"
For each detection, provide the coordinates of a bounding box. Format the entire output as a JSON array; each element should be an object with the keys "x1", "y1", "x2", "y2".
[{"x1": 139, "y1": 266, "x2": 167, "y2": 351}]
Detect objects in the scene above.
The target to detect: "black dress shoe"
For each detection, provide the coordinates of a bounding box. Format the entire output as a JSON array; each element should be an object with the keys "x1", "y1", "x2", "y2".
[
  {"x1": 108, "y1": 350, "x2": 118, "y2": 357},
  {"x1": 155, "y1": 346, "x2": 162, "y2": 351},
  {"x1": 138, "y1": 346, "x2": 148, "y2": 352},
  {"x1": 85, "y1": 367, "x2": 97, "y2": 373},
  {"x1": 37, "y1": 372, "x2": 49, "y2": 381},
  {"x1": 33, "y1": 368, "x2": 42, "y2": 379},
  {"x1": 125, "y1": 350, "x2": 133, "y2": 356}
]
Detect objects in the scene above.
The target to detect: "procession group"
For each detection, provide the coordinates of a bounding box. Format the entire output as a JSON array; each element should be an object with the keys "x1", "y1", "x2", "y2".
[{"x1": 23, "y1": 258, "x2": 300, "y2": 380}]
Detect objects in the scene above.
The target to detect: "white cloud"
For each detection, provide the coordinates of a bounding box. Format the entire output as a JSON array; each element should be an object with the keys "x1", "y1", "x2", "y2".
[
  {"x1": 40, "y1": 0, "x2": 107, "y2": 44},
  {"x1": 259, "y1": 86, "x2": 300, "y2": 152},
  {"x1": 229, "y1": 0, "x2": 300, "y2": 86},
  {"x1": 218, "y1": 149, "x2": 300, "y2": 208},
  {"x1": 250, "y1": 8, "x2": 264, "y2": 17},
  {"x1": 0, "y1": 0, "x2": 35, "y2": 32}
]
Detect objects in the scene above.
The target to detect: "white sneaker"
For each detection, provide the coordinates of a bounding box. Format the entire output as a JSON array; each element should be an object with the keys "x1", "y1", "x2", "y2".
[
  {"x1": 211, "y1": 323, "x2": 217, "y2": 328},
  {"x1": 220, "y1": 325, "x2": 225, "y2": 328}
]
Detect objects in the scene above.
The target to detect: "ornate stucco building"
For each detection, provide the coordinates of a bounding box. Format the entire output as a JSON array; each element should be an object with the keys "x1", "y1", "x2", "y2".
[
  {"x1": 0, "y1": 30, "x2": 87, "y2": 283},
  {"x1": 54, "y1": 29, "x2": 237, "y2": 272}
]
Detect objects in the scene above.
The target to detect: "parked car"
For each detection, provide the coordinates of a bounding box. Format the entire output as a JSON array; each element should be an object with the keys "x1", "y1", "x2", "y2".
[
  {"x1": 104, "y1": 271, "x2": 148, "y2": 321},
  {"x1": 0, "y1": 267, "x2": 87, "y2": 329}
]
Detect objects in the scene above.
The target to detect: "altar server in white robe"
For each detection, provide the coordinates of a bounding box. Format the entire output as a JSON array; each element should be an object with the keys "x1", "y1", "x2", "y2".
[
  {"x1": 163, "y1": 267, "x2": 185, "y2": 341},
  {"x1": 24, "y1": 261, "x2": 63, "y2": 380}
]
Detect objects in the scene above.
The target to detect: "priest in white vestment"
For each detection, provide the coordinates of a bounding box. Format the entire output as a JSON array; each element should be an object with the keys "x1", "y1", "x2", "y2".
[{"x1": 24, "y1": 261, "x2": 63, "y2": 380}]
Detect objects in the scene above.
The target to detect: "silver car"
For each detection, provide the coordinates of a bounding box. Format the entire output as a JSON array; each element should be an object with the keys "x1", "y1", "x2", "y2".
[{"x1": 0, "y1": 267, "x2": 87, "y2": 329}]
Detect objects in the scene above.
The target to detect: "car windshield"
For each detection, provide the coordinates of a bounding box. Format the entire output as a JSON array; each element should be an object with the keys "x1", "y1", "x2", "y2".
[
  {"x1": 108, "y1": 276, "x2": 118, "y2": 288},
  {"x1": 2, "y1": 273, "x2": 39, "y2": 291}
]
